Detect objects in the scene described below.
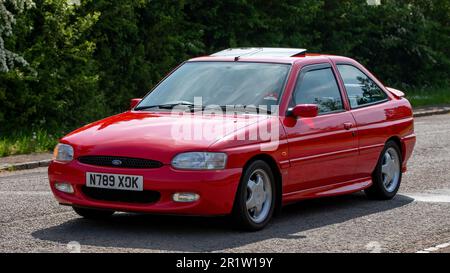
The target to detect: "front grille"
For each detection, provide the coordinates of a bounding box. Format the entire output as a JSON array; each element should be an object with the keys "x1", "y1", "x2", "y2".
[
  {"x1": 78, "y1": 156, "x2": 163, "y2": 169},
  {"x1": 82, "y1": 186, "x2": 160, "y2": 204}
]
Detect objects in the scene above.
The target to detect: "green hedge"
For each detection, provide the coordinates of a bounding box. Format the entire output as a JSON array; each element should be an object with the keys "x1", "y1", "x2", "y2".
[{"x1": 1, "y1": 0, "x2": 449, "y2": 135}]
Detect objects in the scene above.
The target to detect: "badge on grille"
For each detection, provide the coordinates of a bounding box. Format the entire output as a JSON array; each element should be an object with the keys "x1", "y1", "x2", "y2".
[{"x1": 111, "y1": 159, "x2": 122, "y2": 166}]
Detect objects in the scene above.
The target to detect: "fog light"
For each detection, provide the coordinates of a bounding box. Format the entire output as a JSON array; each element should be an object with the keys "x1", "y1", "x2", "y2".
[
  {"x1": 54, "y1": 182, "x2": 74, "y2": 194},
  {"x1": 172, "y1": 192, "x2": 199, "y2": 203}
]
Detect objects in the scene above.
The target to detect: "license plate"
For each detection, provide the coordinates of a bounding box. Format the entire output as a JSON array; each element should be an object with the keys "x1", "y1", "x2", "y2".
[{"x1": 85, "y1": 172, "x2": 143, "y2": 191}]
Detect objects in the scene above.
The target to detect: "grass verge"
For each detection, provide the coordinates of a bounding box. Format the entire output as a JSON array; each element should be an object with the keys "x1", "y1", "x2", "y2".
[
  {"x1": 0, "y1": 129, "x2": 58, "y2": 157},
  {"x1": 406, "y1": 86, "x2": 450, "y2": 108}
]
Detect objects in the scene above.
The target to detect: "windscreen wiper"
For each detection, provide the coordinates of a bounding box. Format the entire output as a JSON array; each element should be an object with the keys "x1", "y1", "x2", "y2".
[{"x1": 134, "y1": 101, "x2": 195, "y2": 111}]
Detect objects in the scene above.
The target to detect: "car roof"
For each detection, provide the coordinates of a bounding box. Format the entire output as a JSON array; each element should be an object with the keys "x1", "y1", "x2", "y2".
[{"x1": 188, "y1": 47, "x2": 353, "y2": 65}]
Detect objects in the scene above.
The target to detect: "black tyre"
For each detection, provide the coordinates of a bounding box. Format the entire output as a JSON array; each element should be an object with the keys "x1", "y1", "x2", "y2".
[
  {"x1": 365, "y1": 141, "x2": 402, "y2": 200},
  {"x1": 73, "y1": 207, "x2": 115, "y2": 219},
  {"x1": 232, "y1": 160, "x2": 276, "y2": 231}
]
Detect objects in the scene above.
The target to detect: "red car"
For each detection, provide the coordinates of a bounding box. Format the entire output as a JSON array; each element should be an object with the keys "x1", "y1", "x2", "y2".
[{"x1": 48, "y1": 48, "x2": 416, "y2": 230}]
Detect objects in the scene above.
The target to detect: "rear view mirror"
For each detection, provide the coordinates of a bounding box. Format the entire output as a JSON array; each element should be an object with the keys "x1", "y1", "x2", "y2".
[
  {"x1": 130, "y1": 98, "x2": 142, "y2": 110},
  {"x1": 289, "y1": 104, "x2": 319, "y2": 118}
]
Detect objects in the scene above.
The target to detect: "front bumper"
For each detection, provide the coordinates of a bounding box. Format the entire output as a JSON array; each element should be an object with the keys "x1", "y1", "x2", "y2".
[{"x1": 48, "y1": 161, "x2": 242, "y2": 216}]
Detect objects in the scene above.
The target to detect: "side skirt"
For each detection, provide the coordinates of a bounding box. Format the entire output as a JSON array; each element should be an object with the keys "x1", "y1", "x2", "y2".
[{"x1": 281, "y1": 177, "x2": 372, "y2": 205}]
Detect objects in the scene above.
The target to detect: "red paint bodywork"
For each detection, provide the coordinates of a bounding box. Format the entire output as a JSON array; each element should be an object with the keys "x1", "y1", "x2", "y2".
[
  {"x1": 129, "y1": 98, "x2": 142, "y2": 110},
  {"x1": 291, "y1": 104, "x2": 319, "y2": 118},
  {"x1": 48, "y1": 54, "x2": 416, "y2": 216}
]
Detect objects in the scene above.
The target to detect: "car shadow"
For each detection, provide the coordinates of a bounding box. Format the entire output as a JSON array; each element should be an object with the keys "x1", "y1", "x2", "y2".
[{"x1": 32, "y1": 192, "x2": 414, "y2": 252}]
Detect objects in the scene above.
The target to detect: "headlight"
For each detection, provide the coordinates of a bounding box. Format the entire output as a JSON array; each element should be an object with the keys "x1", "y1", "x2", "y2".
[
  {"x1": 53, "y1": 143, "x2": 74, "y2": 162},
  {"x1": 171, "y1": 152, "x2": 227, "y2": 170}
]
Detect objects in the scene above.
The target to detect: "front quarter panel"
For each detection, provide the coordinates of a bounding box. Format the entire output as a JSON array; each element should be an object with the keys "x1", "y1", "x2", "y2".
[{"x1": 209, "y1": 115, "x2": 289, "y2": 170}]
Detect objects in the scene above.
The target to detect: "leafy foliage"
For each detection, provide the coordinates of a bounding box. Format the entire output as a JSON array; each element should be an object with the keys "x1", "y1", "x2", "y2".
[
  {"x1": 0, "y1": 0, "x2": 449, "y2": 136},
  {"x1": 0, "y1": 0, "x2": 34, "y2": 72},
  {"x1": 0, "y1": 0, "x2": 101, "y2": 133}
]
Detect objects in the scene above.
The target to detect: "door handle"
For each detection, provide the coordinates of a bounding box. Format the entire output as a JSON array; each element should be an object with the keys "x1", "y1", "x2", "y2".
[{"x1": 343, "y1": 122, "x2": 354, "y2": 130}]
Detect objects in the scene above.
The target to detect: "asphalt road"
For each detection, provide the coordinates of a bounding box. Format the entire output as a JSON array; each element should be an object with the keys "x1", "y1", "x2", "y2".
[{"x1": 1, "y1": 114, "x2": 449, "y2": 253}]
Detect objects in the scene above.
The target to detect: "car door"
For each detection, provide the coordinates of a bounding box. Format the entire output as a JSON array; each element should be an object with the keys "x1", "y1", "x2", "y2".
[
  {"x1": 335, "y1": 63, "x2": 392, "y2": 178},
  {"x1": 283, "y1": 63, "x2": 359, "y2": 193}
]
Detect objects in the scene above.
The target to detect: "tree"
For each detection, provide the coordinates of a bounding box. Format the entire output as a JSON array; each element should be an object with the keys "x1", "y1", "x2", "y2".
[
  {"x1": 0, "y1": 0, "x2": 102, "y2": 132},
  {"x1": 1, "y1": 0, "x2": 449, "y2": 135},
  {"x1": 0, "y1": 0, "x2": 34, "y2": 72},
  {"x1": 83, "y1": 0, "x2": 204, "y2": 112}
]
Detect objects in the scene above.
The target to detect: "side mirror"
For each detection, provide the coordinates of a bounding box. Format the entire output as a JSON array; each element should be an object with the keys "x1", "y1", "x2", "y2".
[
  {"x1": 289, "y1": 104, "x2": 319, "y2": 118},
  {"x1": 130, "y1": 98, "x2": 142, "y2": 110}
]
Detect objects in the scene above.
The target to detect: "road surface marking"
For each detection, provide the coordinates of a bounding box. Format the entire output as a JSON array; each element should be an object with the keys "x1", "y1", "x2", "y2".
[
  {"x1": 403, "y1": 189, "x2": 450, "y2": 203},
  {"x1": 406, "y1": 194, "x2": 450, "y2": 203},
  {"x1": 417, "y1": 242, "x2": 450, "y2": 253}
]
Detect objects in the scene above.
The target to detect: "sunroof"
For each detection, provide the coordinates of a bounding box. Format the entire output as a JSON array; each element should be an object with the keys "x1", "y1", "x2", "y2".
[{"x1": 211, "y1": 47, "x2": 307, "y2": 58}]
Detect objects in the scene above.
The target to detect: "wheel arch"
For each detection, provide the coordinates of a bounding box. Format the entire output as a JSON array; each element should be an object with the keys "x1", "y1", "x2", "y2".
[
  {"x1": 386, "y1": 136, "x2": 403, "y2": 162},
  {"x1": 242, "y1": 154, "x2": 283, "y2": 216}
]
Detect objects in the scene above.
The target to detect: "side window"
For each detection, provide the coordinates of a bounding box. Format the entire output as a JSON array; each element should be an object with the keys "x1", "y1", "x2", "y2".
[
  {"x1": 293, "y1": 67, "x2": 344, "y2": 114},
  {"x1": 337, "y1": 64, "x2": 388, "y2": 108}
]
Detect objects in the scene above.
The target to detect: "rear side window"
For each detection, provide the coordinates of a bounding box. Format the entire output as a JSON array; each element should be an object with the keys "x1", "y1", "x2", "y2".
[
  {"x1": 293, "y1": 68, "x2": 344, "y2": 114},
  {"x1": 337, "y1": 65, "x2": 388, "y2": 108}
]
